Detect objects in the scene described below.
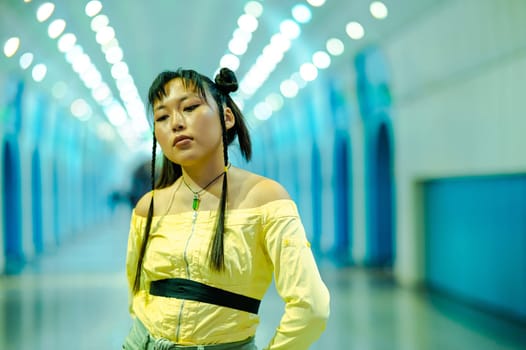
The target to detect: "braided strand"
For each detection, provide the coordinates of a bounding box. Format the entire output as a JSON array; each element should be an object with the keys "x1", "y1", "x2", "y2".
[
  {"x1": 209, "y1": 101, "x2": 230, "y2": 271},
  {"x1": 133, "y1": 133, "x2": 157, "y2": 292}
]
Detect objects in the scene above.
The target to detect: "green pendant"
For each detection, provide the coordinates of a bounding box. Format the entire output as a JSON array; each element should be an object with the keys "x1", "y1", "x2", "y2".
[{"x1": 192, "y1": 194, "x2": 200, "y2": 211}]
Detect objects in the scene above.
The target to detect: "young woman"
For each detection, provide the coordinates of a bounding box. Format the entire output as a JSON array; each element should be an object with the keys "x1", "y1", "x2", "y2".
[{"x1": 123, "y1": 67, "x2": 330, "y2": 349}]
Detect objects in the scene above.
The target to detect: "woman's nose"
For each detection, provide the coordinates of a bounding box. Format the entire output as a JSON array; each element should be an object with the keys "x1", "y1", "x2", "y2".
[{"x1": 171, "y1": 113, "x2": 185, "y2": 130}]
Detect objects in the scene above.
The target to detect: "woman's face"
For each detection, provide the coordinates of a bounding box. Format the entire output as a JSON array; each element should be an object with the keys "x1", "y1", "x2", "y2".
[{"x1": 152, "y1": 78, "x2": 234, "y2": 167}]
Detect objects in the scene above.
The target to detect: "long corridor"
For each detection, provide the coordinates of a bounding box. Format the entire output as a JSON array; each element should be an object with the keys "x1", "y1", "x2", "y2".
[
  {"x1": 3, "y1": 1, "x2": 526, "y2": 348},
  {"x1": 1, "y1": 208, "x2": 525, "y2": 350}
]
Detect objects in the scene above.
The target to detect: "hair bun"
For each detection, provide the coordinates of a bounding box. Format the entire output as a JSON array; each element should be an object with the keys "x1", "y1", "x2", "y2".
[{"x1": 214, "y1": 67, "x2": 238, "y2": 94}]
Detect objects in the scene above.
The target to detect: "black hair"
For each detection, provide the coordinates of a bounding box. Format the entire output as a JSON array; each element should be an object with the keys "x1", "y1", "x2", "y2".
[{"x1": 133, "y1": 68, "x2": 251, "y2": 293}]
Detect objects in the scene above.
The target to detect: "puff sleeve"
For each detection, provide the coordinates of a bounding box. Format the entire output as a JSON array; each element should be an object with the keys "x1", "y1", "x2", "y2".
[
  {"x1": 262, "y1": 201, "x2": 330, "y2": 350},
  {"x1": 125, "y1": 211, "x2": 147, "y2": 316}
]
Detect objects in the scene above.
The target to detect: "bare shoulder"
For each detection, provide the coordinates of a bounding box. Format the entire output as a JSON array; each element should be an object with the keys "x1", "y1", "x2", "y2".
[
  {"x1": 134, "y1": 185, "x2": 178, "y2": 216},
  {"x1": 134, "y1": 191, "x2": 153, "y2": 217},
  {"x1": 233, "y1": 168, "x2": 290, "y2": 207},
  {"x1": 251, "y1": 177, "x2": 290, "y2": 204}
]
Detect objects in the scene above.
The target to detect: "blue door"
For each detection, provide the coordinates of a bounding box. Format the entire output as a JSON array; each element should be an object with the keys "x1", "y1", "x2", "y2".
[
  {"x1": 3, "y1": 141, "x2": 24, "y2": 274},
  {"x1": 31, "y1": 150, "x2": 44, "y2": 254},
  {"x1": 372, "y1": 123, "x2": 394, "y2": 265},
  {"x1": 333, "y1": 134, "x2": 352, "y2": 264},
  {"x1": 311, "y1": 143, "x2": 322, "y2": 254}
]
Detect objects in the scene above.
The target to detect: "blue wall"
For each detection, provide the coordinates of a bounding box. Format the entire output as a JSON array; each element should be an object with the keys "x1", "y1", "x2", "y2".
[
  {"x1": 1, "y1": 76, "x2": 121, "y2": 274},
  {"x1": 355, "y1": 46, "x2": 395, "y2": 266},
  {"x1": 424, "y1": 174, "x2": 526, "y2": 321}
]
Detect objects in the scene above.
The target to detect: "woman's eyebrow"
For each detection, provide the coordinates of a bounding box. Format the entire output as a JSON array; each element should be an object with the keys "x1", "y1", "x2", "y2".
[{"x1": 154, "y1": 95, "x2": 193, "y2": 111}]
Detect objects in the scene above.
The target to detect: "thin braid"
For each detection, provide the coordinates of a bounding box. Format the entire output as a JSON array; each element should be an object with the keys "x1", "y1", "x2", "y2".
[
  {"x1": 209, "y1": 107, "x2": 229, "y2": 270},
  {"x1": 150, "y1": 134, "x2": 157, "y2": 190},
  {"x1": 133, "y1": 133, "x2": 157, "y2": 292}
]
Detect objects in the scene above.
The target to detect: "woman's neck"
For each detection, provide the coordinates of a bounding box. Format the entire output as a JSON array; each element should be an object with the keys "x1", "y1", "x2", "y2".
[{"x1": 181, "y1": 161, "x2": 228, "y2": 189}]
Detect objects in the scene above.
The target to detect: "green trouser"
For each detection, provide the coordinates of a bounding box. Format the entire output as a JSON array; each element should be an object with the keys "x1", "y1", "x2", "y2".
[{"x1": 122, "y1": 318, "x2": 257, "y2": 350}]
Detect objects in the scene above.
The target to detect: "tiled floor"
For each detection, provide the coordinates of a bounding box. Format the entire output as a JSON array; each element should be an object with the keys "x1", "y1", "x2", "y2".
[{"x1": 1, "y1": 207, "x2": 525, "y2": 350}]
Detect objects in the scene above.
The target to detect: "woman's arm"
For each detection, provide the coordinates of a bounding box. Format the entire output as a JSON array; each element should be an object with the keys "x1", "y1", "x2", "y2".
[
  {"x1": 125, "y1": 192, "x2": 152, "y2": 315},
  {"x1": 255, "y1": 181, "x2": 330, "y2": 349}
]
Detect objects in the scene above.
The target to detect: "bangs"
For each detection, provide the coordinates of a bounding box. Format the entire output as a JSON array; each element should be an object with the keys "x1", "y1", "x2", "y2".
[{"x1": 148, "y1": 69, "x2": 211, "y2": 111}]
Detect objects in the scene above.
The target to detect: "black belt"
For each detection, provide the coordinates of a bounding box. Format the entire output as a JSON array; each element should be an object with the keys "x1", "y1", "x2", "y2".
[{"x1": 150, "y1": 278, "x2": 261, "y2": 314}]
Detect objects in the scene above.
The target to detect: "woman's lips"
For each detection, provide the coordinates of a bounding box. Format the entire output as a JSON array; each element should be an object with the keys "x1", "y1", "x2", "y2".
[{"x1": 173, "y1": 135, "x2": 192, "y2": 147}]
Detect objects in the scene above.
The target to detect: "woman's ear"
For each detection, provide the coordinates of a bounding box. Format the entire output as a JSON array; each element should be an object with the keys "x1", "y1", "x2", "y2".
[{"x1": 223, "y1": 107, "x2": 235, "y2": 130}]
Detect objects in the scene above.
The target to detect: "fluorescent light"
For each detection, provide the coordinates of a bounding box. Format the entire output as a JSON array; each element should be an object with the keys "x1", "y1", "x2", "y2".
[
  {"x1": 238, "y1": 14, "x2": 258, "y2": 33},
  {"x1": 245, "y1": 1, "x2": 263, "y2": 18},
  {"x1": 292, "y1": 4, "x2": 312, "y2": 24},
  {"x1": 111, "y1": 62, "x2": 129, "y2": 79},
  {"x1": 370, "y1": 1, "x2": 388, "y2": 19},
  {"x1": 254, "y1": 102, "x2": 272, "y2": 120},
  {"x1": 71, "y1": 98, "x2": 91, "y2": 120},
  {"x1": 280, "y1": 19, "x2": 301, "y2": 40},
  {"x1": 270, "y1": 33, "x2": 291, "y2": 52},
  {"x1": 48, "y1": 19, "x2": 66, "y2": 39},
  {"x1": 306, "y1": 0, "x2": 326, "y2": 7},
  {"x1": 312, "y1": 51, "x2": 331, "y2": 69},
  {"x1": 3, "y1": 37, "x2": 20, "y2": 57},
  {"x1": 96, "y1": 26, "x2": 115, "y2": 45},
  {"x1": 52, "y1": 81, "x2": 68, "y2": 99},
  {"x1": 36, "y1": 3, "x2": 55, "y2": 22},
  {"x1": 326, "y1": 38, "x2": 344, "y2": 56},
  {"x1": 228, "y1": 38, "x2": 248, "y2": 55},
  {"x1": 104, "y1": 101, "x2": 127, "y2": 126},
  {"x1": 280, "y1": 80, "x2": 299, "y2": 98},
  {"x1": 85, "y1": 1, "x2": 103, "y2": 17},
  {"x1": 19, "y1": 52, "x2": 34, "y2": 69},
  {"x1": 346, "y1": 21, "x2": 365, "y2": 40},
  {"x1": 105, "y1": 46, "x2": 123, "y2": 64},
  {"x1": 32, "y1": 63, "x2": 47, "y2": 82},
  {"x1": 233, "y1": 28, "x2": 252, "y2": 44},
  {"x1": 266, "y1": 93, "x2": 284, "y2": 111},
  {"x1": 57, "y1": 33, "x2": 77, "y2": 52},
  {"x1": 220, "y1": 54, "x2": 240, "y2": 71},
  {"x1": 92, "y1": 83, "x2": 111, "y2": 102},
  {"x1": 299, "y1": 63, "x2": 318, "y2": 81},
  {"x1": 91, "y1": 15, "x2": 109, "y2": 32}
]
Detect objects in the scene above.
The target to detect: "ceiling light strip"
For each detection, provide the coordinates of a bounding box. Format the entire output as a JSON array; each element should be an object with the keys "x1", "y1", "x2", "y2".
[
  {"x1": 237, "y1": 1, "x2": 318, "y2": 108},
  {"x1": 218, "y1": 1, "x2": 264, "y2": 73},
  {"x1": 248, "y1": 1, "x2": 389, "y2": 125},
  {"x1": 84, "y1": 1, "x2": 149, "y2": 146},
  {"x1": 32, "y1": 1, "x2": 133, "y2": 145}
]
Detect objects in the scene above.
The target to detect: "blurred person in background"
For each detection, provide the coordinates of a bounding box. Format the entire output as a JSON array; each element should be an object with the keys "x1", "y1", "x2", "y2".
[{"x1": 129, "y1": 161, "x2": 152, "y2": 207}]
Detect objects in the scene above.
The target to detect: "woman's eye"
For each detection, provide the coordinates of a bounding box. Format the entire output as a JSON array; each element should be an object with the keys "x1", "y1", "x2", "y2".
[
  {"x1": 155, "y1": 115, "x2": 168, "y2": 122},
  {"x1": 184, "y1": 104, "x2": 199, "y2": 112}
]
